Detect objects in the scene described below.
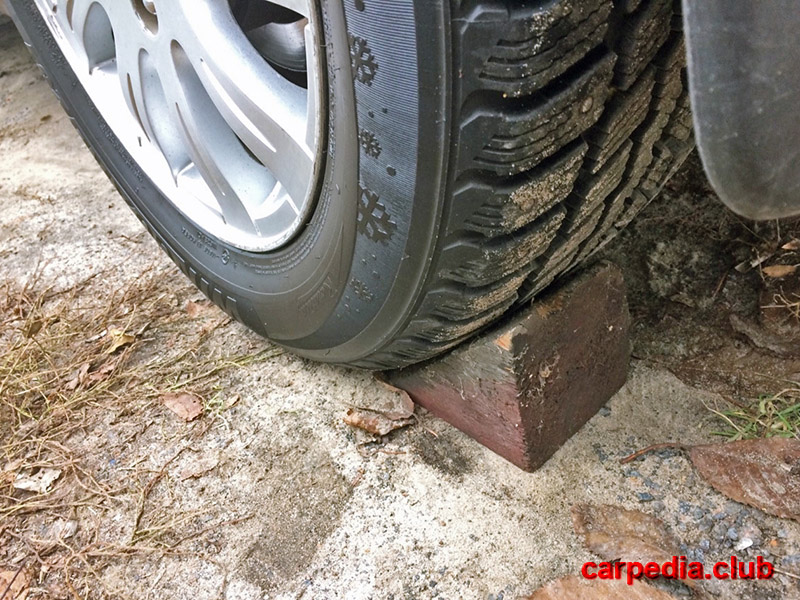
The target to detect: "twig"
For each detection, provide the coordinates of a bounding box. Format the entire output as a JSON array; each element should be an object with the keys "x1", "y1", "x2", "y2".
[
  {"x1": 167, "y1": 514, "x2": 253, "y2": 549},
  {"x1": 131, "y1": 447, "x2": 188, "y2": 543},
  {"x1": 378, "y1": 448, "x2": 406, "y2": 455},
  {"x1": 350, "y1": 469, "x2": 364, "y2": 488},
  {"x1": 711, "y1": 269, "x2": 729, "y2": 301},
  {"x1": 619, "y1": 442, "x2": 686, "y2": 464},
  {"x1": 0, "y1": 560, "x2": 25, "y2": 600},
  {"x1": 424, "y1": 427, "x2": 439, "y2": 439},
  {"x1": 774, "y1": 566, "x2": 800, "y2": 581},
  {"x1": 5, "y1": 531, "x2": 45, "y2": 566},
  {"x1": 720, "y1": 394, "x2": 749, "y2": 410}
]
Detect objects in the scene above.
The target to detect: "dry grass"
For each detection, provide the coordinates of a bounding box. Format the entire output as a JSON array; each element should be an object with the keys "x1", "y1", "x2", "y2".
[
  {"x1": 762, "y1": 291, "x2": 800, "y2": 324},
  {"x1": 703, "y1": 221, "x2": 800, "y2": 441},
  {"x1": 708, "y1": 386, "x2": 800, "y2": 441},
  {"x1": 0, "y1": 263, "x2": 281, "y2": 598}
]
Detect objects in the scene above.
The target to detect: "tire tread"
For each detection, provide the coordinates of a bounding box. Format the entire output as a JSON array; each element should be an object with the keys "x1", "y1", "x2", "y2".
[{"x1": 358, "y1": 0, "x2": 694, "y2": 369}]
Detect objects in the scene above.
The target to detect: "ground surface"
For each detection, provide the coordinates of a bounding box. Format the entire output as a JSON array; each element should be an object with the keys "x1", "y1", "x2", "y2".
[{"x1": 3, "y1": 16, "x2": 800, "y2": 600}]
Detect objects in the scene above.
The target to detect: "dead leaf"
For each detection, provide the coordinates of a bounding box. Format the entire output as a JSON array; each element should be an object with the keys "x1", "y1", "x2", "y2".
[
  {"x1": 85, "y1": 329, "x2": 107, "y2": 343},
  {"x1": 3, "y1": 457, "x2": 24, "y2": 473},
  {"x1": 86, "y1": 361, "x2": 117, "y2": 385},
  {"x1": 13, "y1": 468, "x2": 62, "y2": 494},
  {"x1": 689, "y1": 438, "x2": 800, "y2": 520},
  {"x1": 526, "y1": 575, "x2": 676, "y2": 599},
  {"x1": 48, "y1": 518, "x2": 78, "y2": 540},
  {"x1": 343, "y1": 377, "x2": 416, "y2": 436},
  {"x1": 736, "y1": 252, "x2": 773, "y2": 273},
  {"x1": 186, "y1": 299, "x2": 214, "y2": 319},
  {"x1": 64, "y1": 360, "x2": 118, "y2": 391},
  {"x1": 32, "y1": 518, "x2": 78, "y2": 544},
  {"x1": 572, "y1": 504, "x2": 679, "y2": 565},
  {"x1": 65, "y1": 362, "x2": 91, "y2": 390},
  {"x1": 161, "y1": 392, "x2": 203, "y2": 422},
  {"x1": 763, "y1": 264, "x2": 797, "y2": 278},
  {"x1": 105, "y1": 327, "x2": 135, "y2": 354},
  {"x1": 374, "y1": 378, "x2": 415, "y2": 420},
  {"x1": 0, "y1": 566, "x2": 32, "y2": 600},
  {"x1": 782, "y1": 239, "x2": 800, "y2": 251},
  {"x1": 344, "y1": 408, "x2": 415, "y2": 436}
]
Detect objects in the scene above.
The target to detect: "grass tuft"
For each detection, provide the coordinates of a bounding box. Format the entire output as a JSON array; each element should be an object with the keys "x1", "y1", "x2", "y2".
[{"x1": 708, "y1": 386, "x2": 800, "y2": 441}]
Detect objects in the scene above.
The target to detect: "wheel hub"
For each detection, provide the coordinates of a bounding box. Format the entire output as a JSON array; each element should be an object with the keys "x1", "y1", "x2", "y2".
[{"x1": 33, "y1": 0, "x2": 326, "y2": 252}]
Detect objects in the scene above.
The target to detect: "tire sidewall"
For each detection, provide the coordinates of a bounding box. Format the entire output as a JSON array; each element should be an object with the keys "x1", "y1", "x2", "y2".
[{"x1": 8, "y1": 0, "x2": 449, "y2": 365}]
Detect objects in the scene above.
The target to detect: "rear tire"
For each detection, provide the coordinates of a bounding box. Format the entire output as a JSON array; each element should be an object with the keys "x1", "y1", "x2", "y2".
[{"x1": 9, "y1": 0, "x2": 694, "y2": 369}]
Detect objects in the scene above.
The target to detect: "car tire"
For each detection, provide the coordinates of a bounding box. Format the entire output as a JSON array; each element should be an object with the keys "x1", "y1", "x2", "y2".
[{"x1": 8, "y1": 0, "x2": 694, "y2": 369}]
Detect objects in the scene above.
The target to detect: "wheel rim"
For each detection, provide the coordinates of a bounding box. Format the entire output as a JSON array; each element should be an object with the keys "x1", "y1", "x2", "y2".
[{"x1": 34, "y1": 0, "x2": 326, "y2": 252}]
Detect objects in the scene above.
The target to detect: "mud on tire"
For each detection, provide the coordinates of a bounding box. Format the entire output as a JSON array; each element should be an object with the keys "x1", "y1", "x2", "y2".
[{"x1": 360, "y1": 0, "x2": 694, "y2": 368}]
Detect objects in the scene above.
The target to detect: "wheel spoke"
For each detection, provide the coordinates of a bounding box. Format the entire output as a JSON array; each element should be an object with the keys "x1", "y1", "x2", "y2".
[
  {"x1": 174, "y1": 109, "x2": 258, "y2": 234},
  {"x1": 157, "y1": 56, "x2": 261, "y2": 234},
  {"x1": 65, "y1": 0, "x2": 97, "y2": 39},
  {"x1": 68, "y1": 2, "x2": 145, "y2": 136},
  {"x1": 160, "y1": 0, "x2": 315, "y2": 206},
  {"x1": 66, "y1": 0, "x2": 119, "y2": 69},
  {"x1": 196, "y1": 59, "x2": 314, "y2": 207},
  {"x1": 113, "y1": 36, "x2": 155, "y2": 145}
]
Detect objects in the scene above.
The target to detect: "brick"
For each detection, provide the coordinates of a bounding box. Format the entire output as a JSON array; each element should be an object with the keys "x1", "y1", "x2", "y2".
[{"x1": 389, "y1": 262, "x2": 631, "y2": 471}]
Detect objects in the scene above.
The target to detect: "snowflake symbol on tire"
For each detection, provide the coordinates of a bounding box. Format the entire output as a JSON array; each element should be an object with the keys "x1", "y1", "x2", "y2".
[
  {"x1": 352, "y1": 278, "x2": 374, "y2": 302},
  {"x1": 357, "y1": 185, "x2": 395, "y2": 244},
  {"x1": 349, "y1": 35, "x2": 378, "y2": 85},
  {"x1": 359, "y1": 129, "x2": 382, "y2": 158}
]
